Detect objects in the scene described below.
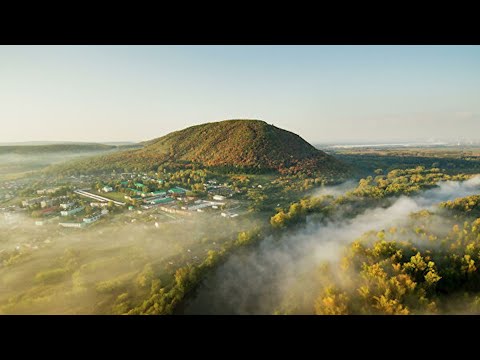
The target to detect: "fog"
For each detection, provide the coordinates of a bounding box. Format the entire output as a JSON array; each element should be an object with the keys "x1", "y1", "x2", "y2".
[
  {"x1": 310, "y1": 180, "x2": 357, "y2": 198},
  {"x1": 0, "y1": 151, "x2": 112, "y2": 177},
  {"x1": 183, "y1": 176, "x2": 480, "y2": 314},
  {"x1": 0, "y1": 209, "x2": 258, "y2": 314}
]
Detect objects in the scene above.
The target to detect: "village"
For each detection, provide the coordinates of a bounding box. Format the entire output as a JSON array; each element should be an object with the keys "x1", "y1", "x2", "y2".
[{"x1": 0, "y1": 170, "x2": 251, "y2": 232}]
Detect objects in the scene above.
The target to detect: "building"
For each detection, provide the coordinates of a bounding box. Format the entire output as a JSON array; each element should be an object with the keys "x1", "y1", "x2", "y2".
[
  {"x1": 102, "y1": 186, "x2": 113, "y2": 193},
  {"x1": 59, "y1": 222, "x2": 85, "y2": 229},
  {"x1": 22, "y1": 197, "x2": 46, "y2": 207},
  {"x1": 150, "y1": 191, "x2": 167, "y2": 197},
  {"x1": 213, "y1": 195, "x2": 226, "y2": 201},
  {"x1": 40, "y1": 199, "x2": 55, "y2": 209},
  {"x1": 90, "y1": 202, "x2": 109, "y2": 208},
  {"x1": 83, "y1": 214, "x2": 102, "y2": 223},
  {"x1": 168, "y1": 187, "x2": 187, "y2": 197},
  {"x1": 221, "y1": 212, "x2": 239, "y2": 218},
  {"x1": 60, "y1": 206, "x2": 84, "y2": 217},
  {"x1": 60, "y1": 202, "x2": 75, "y2": 210},
  {"x1": 149, "y1": 197, "x2": 175, "y2": 205}
]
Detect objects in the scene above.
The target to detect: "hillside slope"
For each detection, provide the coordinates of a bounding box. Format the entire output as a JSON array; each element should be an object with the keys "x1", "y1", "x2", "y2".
[{"x1": 50, "y1": 120, "x2": 350, "y2": 177}]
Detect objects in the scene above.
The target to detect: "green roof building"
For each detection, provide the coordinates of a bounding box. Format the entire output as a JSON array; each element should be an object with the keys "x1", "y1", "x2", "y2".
[
  {"x1": 150, "y1": 197, "x2": 175, "y2": 205},
  {"x1": 168, "y1": 187, "x2": 187, "y2": 194},
  {"x1": 152, "y1": 191, "x2": 167, "y2": 196}
]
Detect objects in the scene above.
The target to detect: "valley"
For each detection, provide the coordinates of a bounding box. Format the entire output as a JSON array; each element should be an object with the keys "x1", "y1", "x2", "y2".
[{"x1": 1, "y1": 121, "x2": 480, "y2": 314}]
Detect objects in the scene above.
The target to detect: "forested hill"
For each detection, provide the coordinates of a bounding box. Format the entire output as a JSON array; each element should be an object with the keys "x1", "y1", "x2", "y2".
[{"x1": 56, "y1": 119, "x2": 351, "y2": 176}]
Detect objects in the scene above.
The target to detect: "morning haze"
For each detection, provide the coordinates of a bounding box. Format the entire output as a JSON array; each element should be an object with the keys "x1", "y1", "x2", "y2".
[
  {"x1": 2, "y1": 46, "x2": 480, "y2": 315},
  {"x1": 1, "y1": 45, "x2": 479, "y2": 144}
]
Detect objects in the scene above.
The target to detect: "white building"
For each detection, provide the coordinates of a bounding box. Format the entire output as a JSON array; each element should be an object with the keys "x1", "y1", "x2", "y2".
[
  {"x1": 60, "y1": 202, "x2": 75, "y2": 210},
  {"x1": 102, "y1": 186, "x2": 113, "y2": 193},
  {"x1": 213, "y1": 195, "x2": 226, "y2": 201},
  {"x1": 60, "y1": 206, "x2": 84, "y2": 217},
  {"x1": 59, "y1": 222, "x2": 85, "y2": 228},
  {"x1": 90, "y1": 202, "x2": 109, "y2": 208},
  {"x1": 41, "y1": 199, "x2": 55, "y2": 209}
]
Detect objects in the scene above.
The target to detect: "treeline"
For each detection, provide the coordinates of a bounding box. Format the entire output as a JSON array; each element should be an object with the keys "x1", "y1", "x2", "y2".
[
  {"x1": 335, "y1": 152, "x2": 480, "y2": 176},
  {"x1": 269, "y1": 167, "x2": 467, "y2": 229},
  {"x1": 347, "y1": 167, "x2": 470, "y2": 199},
  {"x1": 440, "y1": 195, "x2": 480, "y2": 216},
  {"x1": 125, "y1": 228, "x2": 263, "y2": 315}
]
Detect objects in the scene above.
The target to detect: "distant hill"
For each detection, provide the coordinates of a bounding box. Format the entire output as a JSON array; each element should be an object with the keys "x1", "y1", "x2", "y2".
[
  {"x1": 0, "y1": 141, "x2": 138, "y2": 146},
  {"x1": 49, "y1": 120, "x2": 351, "y2": 177},
  {"x1": 0, "y1": 143, "x2": 142, "y2": 155},
  {"x1": 0, "y1": 144, "x2": 116, "y2": 155}
]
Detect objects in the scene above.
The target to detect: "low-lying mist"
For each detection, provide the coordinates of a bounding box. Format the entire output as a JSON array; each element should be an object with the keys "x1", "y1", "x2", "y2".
[
  {"x1": 0, "y1": 210, "x2": 258, "y2": 314},
  {"x1": 0, "y1": 152, "x2": 112, "y2": 177},
  {"x1": 183, "y1": 176, "x2": 480, "y2": 314}
]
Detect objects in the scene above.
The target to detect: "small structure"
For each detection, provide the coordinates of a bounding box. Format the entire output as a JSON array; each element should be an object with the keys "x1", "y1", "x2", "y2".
[
  {"x1": 40, "y1": 199, "x2": 55, "y2": 208},
  {"x1": 150, "y1": 190, "x2": 167, "y2": 197},
  {"x1": 168, "y1": 187, "x2": 187, "y2": 197},
  {"x1": 59, "y1": 222, "x2": 85, "y2": 229},
  {"x1": 83, "y1": 214, "x2": 101, "y2": 224},
  {"x1": 90, "y1": 202, "x2": 109, "y2": 208},
  {"x1": 149, "y1": 197, "x2": 175, "y2": 205},
  {"x1": 22, "y1": 197, "x2": 45, "y2": 207},
  {"x1": 213, "y1": 195, "x2": 226, "y2": 201},
  {"x1": 60, "y1": 206, "x2": 84, "y2": 217},
  {"x1": 102, "y1": 186, "x2": 113, "y2": 193},
  {"x1": 60, "y1": 202, "x2": 75, "y2": 210}
]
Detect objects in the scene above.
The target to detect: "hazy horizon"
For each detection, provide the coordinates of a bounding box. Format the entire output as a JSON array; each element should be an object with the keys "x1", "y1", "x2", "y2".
[{"x1": 2, "y1": 45, "x2": 479, "y2": 144}]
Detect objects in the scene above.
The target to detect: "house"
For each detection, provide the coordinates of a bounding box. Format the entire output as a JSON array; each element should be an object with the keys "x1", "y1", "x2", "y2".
[
  {"x1": 60, "y1": 206, "x2": 84, "y2": 217},
  {"x1": 102, "y1": 186, "x2": 113, "y2": 193},
  {"x1": 83, "y1": 214, "x2": 102, "y2": 224},
  {"x1": 150, "y1": 191, "x2": 167, "y2": 197},
  {"x1": 41, "y1": 199, "x2": 55, "y2": 208},
  {"x1": 22, "y1": 197, "x2": 45, "y2": 207},
  {"x1": 213, "y1": 195, "x2": 226, "y2": 201},
  {"x1": 90, "y1": 202, "x2": 109, "y2": 208},
  {"x1": 168, "y1": 187, "x2": 187, "y2": 197},
  {"x1": 60, "y1": 202, "x2": 75, "y2": 210}
]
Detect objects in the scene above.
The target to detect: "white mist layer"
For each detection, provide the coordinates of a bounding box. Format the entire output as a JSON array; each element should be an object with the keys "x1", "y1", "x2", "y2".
[{"x1": 184, "y1": 176, "x2": 480, "y2": 314}]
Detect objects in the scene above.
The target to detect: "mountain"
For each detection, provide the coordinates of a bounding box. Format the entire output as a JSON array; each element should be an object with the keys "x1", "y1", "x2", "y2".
[{"x1": 51, "y1": 120, "x2": 351, "y2": 177}]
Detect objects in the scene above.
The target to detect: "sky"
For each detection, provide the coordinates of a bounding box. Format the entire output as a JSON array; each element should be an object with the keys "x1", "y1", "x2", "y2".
[{"x1": 1, "y1": 45, "x2": 479, "y2": 144}]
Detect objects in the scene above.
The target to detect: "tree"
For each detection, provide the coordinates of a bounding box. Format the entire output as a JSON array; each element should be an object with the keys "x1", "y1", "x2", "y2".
[
  {"x1": 270, "y1": 211, "x2": 289, "y2": 228},
  {"x1": 314, "y1": 286, "x2": 350, "y2": 315}
]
